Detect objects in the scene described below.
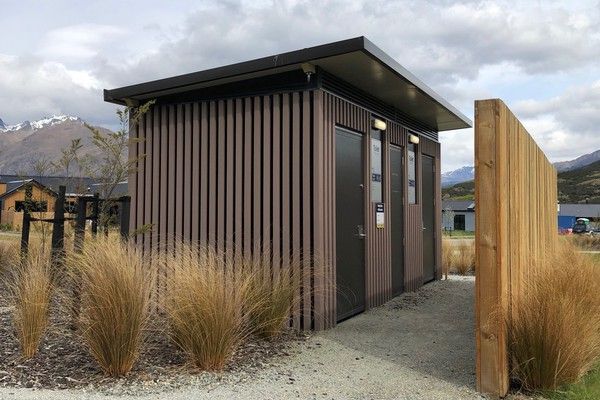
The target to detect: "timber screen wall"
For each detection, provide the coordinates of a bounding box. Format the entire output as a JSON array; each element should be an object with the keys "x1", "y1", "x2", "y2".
[{"x1": 475, "y1": 99, "x2": 558, "y2": 396}]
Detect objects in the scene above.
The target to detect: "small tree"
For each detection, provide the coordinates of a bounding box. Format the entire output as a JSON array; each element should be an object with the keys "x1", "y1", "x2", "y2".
[
  {"x1": 443, "y1": 207, "x2": 455, "y2": 236},
  {"x1": 79, "y1": 101, "x2": 154, "y2": 231}
]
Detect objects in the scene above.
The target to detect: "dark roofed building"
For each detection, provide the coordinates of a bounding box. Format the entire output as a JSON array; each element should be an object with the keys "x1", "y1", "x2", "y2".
[{"x1": 104, "y1": 37, "x2": 471, "y2": 329}]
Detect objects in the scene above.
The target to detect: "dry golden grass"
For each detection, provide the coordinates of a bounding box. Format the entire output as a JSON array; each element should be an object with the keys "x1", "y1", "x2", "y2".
[
  {"x1": 163, "y1": 246, "x2": 255, "y2": 371},
  {"x1": 509, "y1": 240, "x2": 600, "y2": 391},
  {"x1": 442, "y1": 239, "x2": 475, "y2": 275},
  {"x1": 68, "y1": 237, "x2": 153, "y2": 376},
  {"x1": 246, "y1": 267, "x2": 298, "y2": 338},
  {"x1": 567, "y1": 234, "x2": 600, "y2": 251},
  {"x1": 9, "y1": 246, "x2": 53, "y2": 358}
]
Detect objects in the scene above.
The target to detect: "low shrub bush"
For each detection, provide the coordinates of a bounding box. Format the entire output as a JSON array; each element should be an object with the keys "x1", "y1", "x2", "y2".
[
  {"x1": 69, "y1": 237, "x2": 152, "y2": 376},
  {"x1": 9, "y1": 246, "x2": 53, "y2": 358},
  {"x1": 509, "y1": 241, "x2": 600, "y2": 391}
]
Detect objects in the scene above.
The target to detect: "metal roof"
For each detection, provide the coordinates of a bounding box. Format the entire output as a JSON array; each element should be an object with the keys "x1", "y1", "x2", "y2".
[
  {"x1": 0, "y1": 175, "x2": 129, "y2": 198},
  {"x1": 442, "y1": 200, "x2": 475, "y2": 212},
  {"x1": 104, "y1": 37, "x2": 471, "y2": 132},
  {"x1": 559, "y1": 203, "x2": 600, "y2": 218}
]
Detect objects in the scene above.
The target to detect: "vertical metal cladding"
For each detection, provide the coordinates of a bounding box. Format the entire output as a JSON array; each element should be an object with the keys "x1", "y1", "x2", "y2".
[
  {"x1": 130, "y1": 88, "x2": 442, "y2": 330},
  {"x1": 131, "y1": 91, "x2": 323, "y2": 329}
]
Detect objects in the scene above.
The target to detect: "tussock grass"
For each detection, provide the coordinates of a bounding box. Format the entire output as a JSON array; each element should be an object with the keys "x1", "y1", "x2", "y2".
[
  {"x1": 509, "y1": 240, "x2": 600, "y2": 391},
  {"x1": 164, "y1": 245, "x2": 302, "y2": 370},
  {"x1": 164, "y1": 246, "x2": 254, "y2": 371},
  {"x1": 9, "y1": 246, "x2": 53, "y2": 358},
  {"x1": 68, "y1": 237, "x2": 152, "y2": 376},
  {"x1": 246, "y1": 267, "x2": 298, "y2": 338},
  {"x1": 568, "y1": 234, "x2": 600, "y2": 251},
  {"x1": 442, "y1": 239, "x2": 475, "y2": 275}
]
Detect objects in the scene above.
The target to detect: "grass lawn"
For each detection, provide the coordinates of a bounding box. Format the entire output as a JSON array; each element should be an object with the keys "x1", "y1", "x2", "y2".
[
  {"x1": 547, "y1": 367, "x2": 600, "y2": 400},
  {"x1": 442, "y1": 230, "x2": 475, "y2": 238}
]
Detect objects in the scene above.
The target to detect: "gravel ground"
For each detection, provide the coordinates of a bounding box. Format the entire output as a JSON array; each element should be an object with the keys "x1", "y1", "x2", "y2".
[{"x1": 0, "y1": 276, "x2": 488, "y2": 400}]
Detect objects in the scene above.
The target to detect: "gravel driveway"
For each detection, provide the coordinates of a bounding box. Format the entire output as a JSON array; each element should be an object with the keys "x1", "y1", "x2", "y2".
[{"x1": 0, "y1": 276, "x2": 482, "y2": 400}]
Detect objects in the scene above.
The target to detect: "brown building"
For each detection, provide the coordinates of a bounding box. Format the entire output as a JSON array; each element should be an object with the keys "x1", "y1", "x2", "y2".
[
  {"x1": 104, "y1": 37, "x2": 471, "y2": 329},
  {"x1": 0, "y1": 179, "x2": 57, "y2": 228}
]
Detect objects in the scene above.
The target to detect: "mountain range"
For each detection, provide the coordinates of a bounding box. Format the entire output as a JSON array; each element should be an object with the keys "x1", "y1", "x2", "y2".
[
  {"x1": 0, "y1": 115, "x2": 110, "y2": 175},
  {"x1": 442, "y1": 148, "x2": 600, "y2": 188},
  {"x1": 443, "y1": 156, "x2": 600, "y2": 204}
]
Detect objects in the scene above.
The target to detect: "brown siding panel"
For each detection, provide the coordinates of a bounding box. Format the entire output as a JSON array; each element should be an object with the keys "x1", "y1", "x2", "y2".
[{"x1": 130, "y1": 88, "x2": 440, "y2": 331}]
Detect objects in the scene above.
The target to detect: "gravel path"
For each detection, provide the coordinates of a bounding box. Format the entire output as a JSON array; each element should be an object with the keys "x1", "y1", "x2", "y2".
[{"x1": 0, "y1": 276, "x2": 483, "y2": 400}]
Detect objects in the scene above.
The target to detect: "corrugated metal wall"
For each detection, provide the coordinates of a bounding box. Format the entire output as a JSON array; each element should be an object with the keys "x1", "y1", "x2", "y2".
[{"x1": 129, "y1": 88, "x2": 441, "y2": 330}]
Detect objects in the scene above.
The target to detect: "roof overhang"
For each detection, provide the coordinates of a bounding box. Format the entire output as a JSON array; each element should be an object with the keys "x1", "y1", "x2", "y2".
[{"x1": 104, "y1": 37, "x2": 471, "y2": 131}]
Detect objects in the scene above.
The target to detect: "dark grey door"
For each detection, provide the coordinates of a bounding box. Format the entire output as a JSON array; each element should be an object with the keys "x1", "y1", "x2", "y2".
[
  {"x1": 422, "y1": 155, "x2": 436, "y2": 282},
  {"x1": 335, "y1": 128, "x2": 365, "y2": 321},
  {"x1": 390, "y1": 145, "x2": 404, "y2": 296}
]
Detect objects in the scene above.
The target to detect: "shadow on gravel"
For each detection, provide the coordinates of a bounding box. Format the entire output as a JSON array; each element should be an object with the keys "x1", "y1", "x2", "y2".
[{"x1": 323, "y1": 278, "x2": 476, "y2": 390}]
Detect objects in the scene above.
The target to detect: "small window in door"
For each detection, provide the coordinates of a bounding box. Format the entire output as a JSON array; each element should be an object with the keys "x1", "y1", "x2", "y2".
[{"x1": 408, "y1": 143, "x2": 417, "y2": 204}]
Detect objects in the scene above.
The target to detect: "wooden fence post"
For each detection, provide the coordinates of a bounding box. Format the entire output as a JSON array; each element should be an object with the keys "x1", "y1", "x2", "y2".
[
  {"x1": 50, "y1": 185, "x2": 66, "y2": 277},
  {"x1": 71, "y1": 196, "x2": 87, "y2": 330},
  {"x1": 19, "y1": 184, "x2": 33, "y2": 259},
  {"x1": 91, "y1": 193, "x2": 99, "y2": 237},
  {"x1": 120, "y1": 196, "x2": 130, "y2": 240}
]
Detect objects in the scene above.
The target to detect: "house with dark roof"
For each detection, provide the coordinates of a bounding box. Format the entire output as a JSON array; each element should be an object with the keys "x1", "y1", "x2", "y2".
[{"x1": 442, "y1": 200, "x2": 475, "y2": 232}]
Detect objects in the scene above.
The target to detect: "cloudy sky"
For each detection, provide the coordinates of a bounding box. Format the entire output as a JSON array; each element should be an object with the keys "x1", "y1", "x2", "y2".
[{"x1": 0, "y1": 0, "x2": 598, "y2": 172}]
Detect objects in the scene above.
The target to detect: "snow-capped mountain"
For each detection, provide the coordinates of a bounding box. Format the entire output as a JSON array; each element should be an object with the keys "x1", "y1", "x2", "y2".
[
  {"x1": 0, "y1": 114, "x2": 111, "y2": 175},
  {"x1": 0, "y1": 115, "x2": 81, "y2": 133},
  {"x1": 442, "y1": 165, "x2": 474, "y2": 187}
]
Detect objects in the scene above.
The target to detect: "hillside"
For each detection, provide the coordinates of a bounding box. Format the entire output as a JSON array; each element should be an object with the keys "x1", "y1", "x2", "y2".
[
  {"x1": 0, "y1": 115, "x2": 109, "y2": 175},
  {"x1": 442, "y1": 160, "x2": 600, "y2": 204}
]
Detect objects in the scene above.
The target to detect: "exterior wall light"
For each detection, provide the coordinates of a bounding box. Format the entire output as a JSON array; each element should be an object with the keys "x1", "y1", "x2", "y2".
[
  {"x1": 372, "y1": 118, "x2": 387, "y2": 131},
  {"x1": 409, "y1": 134, "x2": 420, "y2": 144}
]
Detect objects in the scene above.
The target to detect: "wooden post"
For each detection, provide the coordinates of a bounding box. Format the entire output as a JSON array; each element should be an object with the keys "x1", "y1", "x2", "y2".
[
  {"x1": 19, "y1": 184, "x2": 33, "y2": 258},
  {"x1": 50, "y1": 185, "x2": 66, "y2": 279},
  {"x1": 71, "y1": 196, "x2": 86, "y2": 330},
  {"x1": 120, "y1": 196, "x2": 131, "y2": 240},
  {"x1": 91, "y1": 193, "x2": 99, "y2": 237}
]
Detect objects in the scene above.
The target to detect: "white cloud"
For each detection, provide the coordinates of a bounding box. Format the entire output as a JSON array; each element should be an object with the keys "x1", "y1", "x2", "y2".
[{"x1": 1, "y1": 0, "x2": 600, "y2": 173}]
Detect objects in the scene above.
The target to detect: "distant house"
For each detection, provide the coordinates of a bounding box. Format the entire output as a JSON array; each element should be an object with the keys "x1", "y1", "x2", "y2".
[
  {"x1": 558, "y1": 203, "x2": 600, "y2": 230},
  {"x1": 0, "y1": 175, "x2": 129, "y2": 228},
  {"x1": 0, "y1": 179, "x2": 57, "y2": 228},
  {"x1": 442, "y1": 200, "x2": 475, "y2": 232}
]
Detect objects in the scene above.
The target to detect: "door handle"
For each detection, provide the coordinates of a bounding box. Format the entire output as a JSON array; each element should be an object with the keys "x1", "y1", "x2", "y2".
[{"x1": 354, "y1": 224, "x2": 366, "y2": 239}]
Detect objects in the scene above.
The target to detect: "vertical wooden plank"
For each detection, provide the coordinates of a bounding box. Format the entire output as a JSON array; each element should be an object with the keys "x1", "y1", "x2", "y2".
[
  {"x1": 152, "y1": 107, "x2": 161, "y2": 249},
  {"x1": 159, "y1": 106, "x2": 168, "y2": 247},
  {"x1": 191, "y1": 103, "x2": 200, "y2": 244},
  {"x1": 226, "y1": 99, "x2": 235, "y2": 255},
  {"x1": 244, "y1": 98, "x2": 252, "y2": 259},
  {"x1": 235, "y1": 99, "x2": 244, "y2": 262},
  {"x1": 128, "y1": 114, "x2": 138, "y2": 235},
  {"x1": 200, "y1": 102, "x2": 209, "y2": 247},
  {"x1": 253, "y1": 96, "x2": 262, "y2": 268},
  {"x1": 143, "y1": 111, "x2": 152, "y2": 253},
  {"x1": 136, "y1": 114, "x2": 145, "y2": 246},
  {"x1": 302, "y1": 91, "x2": 312, "y2": 329},
  {"x1": 176, "y1": 104, "x2": 184, "y2": 243},
  {"x1": 208, "y1": 101, "x2": 217, "y2": 247},
  {"x1": 313, "y1": 90, "x2": 325, "y2": 330},
  {"x1": 281, "y1": 93, "x2": 291, "y2": 324},
  {"x1": 272, "y1": 95, "x2": 281, "y2": 284},
  {"x1": 217, "y1": 100, "x2": 226, "y2": 253},
  {"x1": 291, "y1": 92, "x2": 301, "y2": 328},
  {"x1": 166, "y1": 106, "x2": 176, "y2": 251},
  {"x1": 183, "y1": 103, "x2": 192, "y2": 243},
  {"x1": 262, "y1": 96, "x2": 272, "y2": 281}
]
